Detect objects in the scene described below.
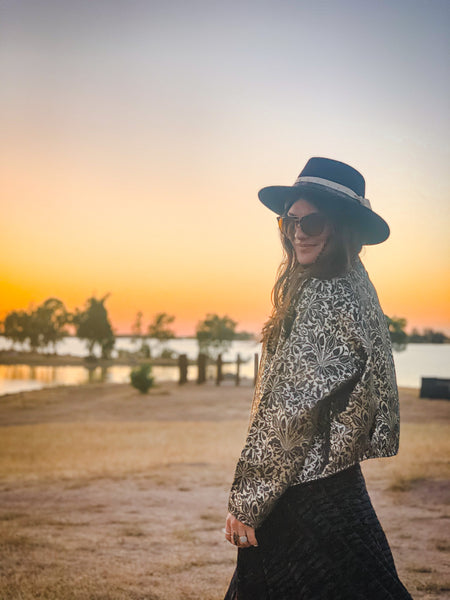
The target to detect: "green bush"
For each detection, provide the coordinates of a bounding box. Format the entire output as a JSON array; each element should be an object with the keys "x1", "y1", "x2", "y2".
[{"x1": 130, "y1": 363, "x2": 154, "y2": 394}]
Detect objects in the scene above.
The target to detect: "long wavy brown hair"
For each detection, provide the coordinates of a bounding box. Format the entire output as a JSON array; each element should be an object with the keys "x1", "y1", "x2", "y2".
[{"x1": 261, "y1": 199, "x2": 364, "y2": 349}]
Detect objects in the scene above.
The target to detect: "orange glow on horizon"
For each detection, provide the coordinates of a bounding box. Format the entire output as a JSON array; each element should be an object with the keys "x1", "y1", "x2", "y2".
[{"x1": 1, "y1": 254, "x2": 449, "y2": 337}]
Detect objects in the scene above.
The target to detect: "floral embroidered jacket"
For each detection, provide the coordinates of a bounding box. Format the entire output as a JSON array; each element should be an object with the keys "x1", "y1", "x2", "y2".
[{"x1": 228, "y1": 258, "x2": 399, "y2": 529}]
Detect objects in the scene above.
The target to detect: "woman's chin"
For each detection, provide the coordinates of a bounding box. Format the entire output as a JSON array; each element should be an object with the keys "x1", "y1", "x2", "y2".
[
  {"x1": 294, "y1": 242, "x2": 328, "y2": 265},
  {"x1": 295, "y1": 251, "x2": 318, "y2": 266}
]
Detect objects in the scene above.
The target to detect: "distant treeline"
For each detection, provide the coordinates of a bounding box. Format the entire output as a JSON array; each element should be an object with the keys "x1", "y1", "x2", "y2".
[
  {"x1": 407, "y1": 329, "x2": 449, "y2": 344},
  {"x1": 0, "y1": 296, "x2": 256, "y2": 359},
  {"x1": 1, "y1": 297, "x2": 448, "y2": 360},
  {"x1": 386, "y1": 316, "x2": 449, "y2": 347}
]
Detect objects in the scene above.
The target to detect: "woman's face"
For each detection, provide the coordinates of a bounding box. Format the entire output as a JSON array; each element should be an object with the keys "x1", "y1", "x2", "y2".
[{"x1": 286, "y1": 199, "x2": 332, "y2": 265}]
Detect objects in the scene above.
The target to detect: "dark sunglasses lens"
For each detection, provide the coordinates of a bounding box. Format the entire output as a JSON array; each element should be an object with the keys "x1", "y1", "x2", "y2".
[
  {"x1": 278, "y1": 217, "x2": 293, "y2": 233},
  {"x1": 301, "y1": 214, "x2": 327, "y2": 236}
]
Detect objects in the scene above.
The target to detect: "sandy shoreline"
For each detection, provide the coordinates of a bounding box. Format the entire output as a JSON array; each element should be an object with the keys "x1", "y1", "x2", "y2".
[{"x1": 0, "y1": 382, "x2": 449, "y2": 599}]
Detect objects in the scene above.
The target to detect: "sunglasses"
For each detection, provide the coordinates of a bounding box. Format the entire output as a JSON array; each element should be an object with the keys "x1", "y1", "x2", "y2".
[{"x1": 277, "y1": 213, "x2": 328, "y2": 237}]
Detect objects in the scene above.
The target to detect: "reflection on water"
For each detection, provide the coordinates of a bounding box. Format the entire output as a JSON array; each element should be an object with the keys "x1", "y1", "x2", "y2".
[
  {"x1": 1, "y1": 341, "x2": 449, "y2": 396},
  {"x1": 0, "y1": 363, "x2": 243, "y2": 396},
  {"x1": 1, "y1": 365, "x2": 89, "y2": 385},
  {"x1": 0, "y1": 336, "x2": 260, "y2": 396},
  {"x1": 0, "y1": 364, "x2": 118, "y2": 395}
]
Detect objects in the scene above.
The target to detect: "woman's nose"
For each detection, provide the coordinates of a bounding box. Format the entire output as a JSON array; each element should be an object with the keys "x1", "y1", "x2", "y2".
[{"x1": 294, "y1": 227, "x2": 308, "y2": 241}]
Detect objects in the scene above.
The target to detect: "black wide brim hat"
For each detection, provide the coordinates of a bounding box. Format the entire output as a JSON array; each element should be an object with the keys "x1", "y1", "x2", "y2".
[{"x1": 258, "y1": 157, "x2": 390, "y2": 245}]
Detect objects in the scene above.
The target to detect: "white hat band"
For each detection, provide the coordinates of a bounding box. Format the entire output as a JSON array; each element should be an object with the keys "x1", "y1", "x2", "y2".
[{"x1": 294, "y1": 175, "x2": 372, "y2": 210}]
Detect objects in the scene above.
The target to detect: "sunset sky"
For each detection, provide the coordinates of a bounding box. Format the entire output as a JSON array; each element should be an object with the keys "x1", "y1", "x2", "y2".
[{"x1": 1, "y1": 0, "x2": 449, "y2": 336}]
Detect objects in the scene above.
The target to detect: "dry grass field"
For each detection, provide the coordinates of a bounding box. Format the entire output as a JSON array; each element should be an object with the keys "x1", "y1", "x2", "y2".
[{"x1": 0, "y1": 382, "x2": 449, "y2": 599}]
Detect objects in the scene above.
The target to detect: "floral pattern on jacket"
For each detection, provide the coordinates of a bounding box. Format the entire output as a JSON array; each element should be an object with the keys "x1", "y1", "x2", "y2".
[{"x1": 228, "y1": 259, "x2": 400, "y2": 528}]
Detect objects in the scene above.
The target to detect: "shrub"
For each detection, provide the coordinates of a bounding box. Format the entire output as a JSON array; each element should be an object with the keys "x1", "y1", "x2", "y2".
[{"x1": 130, "y1": 363, "x2": 154, "y2": 394}]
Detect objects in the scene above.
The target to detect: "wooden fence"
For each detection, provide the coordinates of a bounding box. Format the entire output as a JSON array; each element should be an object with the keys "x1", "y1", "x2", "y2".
[{"x1": 177, "y1": 353, "x2": 259, "y2": 386}]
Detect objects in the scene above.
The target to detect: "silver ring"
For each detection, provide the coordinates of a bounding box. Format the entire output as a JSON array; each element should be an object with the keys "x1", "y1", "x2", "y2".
[{"x1": 239, "y1": 535, "x2": 248, "y2": 544}]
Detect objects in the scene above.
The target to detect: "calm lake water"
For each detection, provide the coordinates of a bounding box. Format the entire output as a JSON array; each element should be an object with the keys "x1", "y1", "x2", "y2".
[{"x1": 0, "y1": 336, "x2": 449, "y2": 396}]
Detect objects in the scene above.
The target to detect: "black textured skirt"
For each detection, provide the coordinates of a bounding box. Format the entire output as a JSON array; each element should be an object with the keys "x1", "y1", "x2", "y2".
[{"x1": 224, "y1": 464, "x2": 412, "y2": 600}]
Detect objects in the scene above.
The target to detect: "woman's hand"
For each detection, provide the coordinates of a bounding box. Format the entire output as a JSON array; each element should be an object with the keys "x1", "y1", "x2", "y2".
[{"x1": 224, "y1": 512, "x2": 258, "y2": 548}]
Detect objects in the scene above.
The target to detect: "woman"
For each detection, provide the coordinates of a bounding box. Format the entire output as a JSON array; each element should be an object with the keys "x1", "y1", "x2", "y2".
[{"x1": 223, "y1": 157, "x2": 412, "y2": 599}]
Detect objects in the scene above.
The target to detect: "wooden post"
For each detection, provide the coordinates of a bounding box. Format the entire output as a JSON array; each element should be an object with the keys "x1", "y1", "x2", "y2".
[
  {"x1": 216, "y1": 354, "x2": 223, "y2": 386},
  {"x1": 253, "y1": 353, "x2": 259, "y2": 386},
  {"x1": 235, "y1": 353, "x2": 241, "y2": 386},
  {"x1": 178, "y1": 354, "x2": 188, "y2": 385},
  {"x1": 197, "y1": 353, "x2": 207, "y2": 384}
]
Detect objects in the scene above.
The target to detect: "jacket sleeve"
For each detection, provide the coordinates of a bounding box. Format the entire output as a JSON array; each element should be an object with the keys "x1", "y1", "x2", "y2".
[{"x1": 227, "y1": 278, "x2": 368, "y2": 528}]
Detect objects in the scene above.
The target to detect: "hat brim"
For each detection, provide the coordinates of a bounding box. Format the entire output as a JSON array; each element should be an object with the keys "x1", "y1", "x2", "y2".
[{"x1": 258, "y1": 182, "x2": 390, "y2": 245}]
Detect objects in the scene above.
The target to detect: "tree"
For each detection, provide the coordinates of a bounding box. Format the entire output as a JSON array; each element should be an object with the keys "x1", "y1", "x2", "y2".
[
  {"x1": 386, "y1": 315, "x2": 408, "y2": 352},
  {"x1": 407, "y1": 327, "x2": 449, "y2": 344},
  {"x1": 130, "y1": 311, "x2": 152, "y2": 357},
  {"x1": 2, "y1": 298, "x2": 69, "y2": 352},
  {"x1": 408, "y1": 328, "x2": 422, "y2": 343},
  {"x1": 196, "y1": 314, "x2": 237, "y2": 358},
  {"x1": 234, "y1": 330, "x2": 256, "y2": 341},
  {"x1": 2, "y1": 310, "x2": 30, "y2": 350},
  {"x1": 33, "y1": 298, "x2": 70, "y2": 352},
  {"x1": 147, "y1": 313, "x2": 175, "y2": 355},
  {"x1": 73, "y1": 295, "x2": 115, "y2": 358},
  {"x1": 422, "y1": 328, "x2": 448, "y2": 344},
  {"x1": 131, "y1": 311, "x2": 143, "y2": 348}
]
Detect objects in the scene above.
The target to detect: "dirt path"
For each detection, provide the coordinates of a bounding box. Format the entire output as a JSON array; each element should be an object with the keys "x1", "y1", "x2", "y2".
[{"x1": 0, "y1": 383, "x2": 449, "y2": 599}]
